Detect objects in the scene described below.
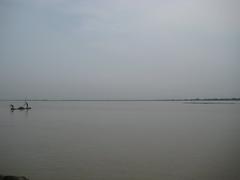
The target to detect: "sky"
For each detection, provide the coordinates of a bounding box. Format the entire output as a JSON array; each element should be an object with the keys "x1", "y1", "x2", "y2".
[{"x1": 0, "y1": 0, "x2": 239, "y2": 100}]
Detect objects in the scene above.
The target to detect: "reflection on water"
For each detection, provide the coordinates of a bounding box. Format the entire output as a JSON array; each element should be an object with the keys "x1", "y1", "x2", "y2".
[{"x1": 0, "y1": 101, "x2": 239, "y2": 180}]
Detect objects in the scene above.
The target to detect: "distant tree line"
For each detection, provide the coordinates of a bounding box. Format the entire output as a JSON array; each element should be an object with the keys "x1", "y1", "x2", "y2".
[{"x1": 1, "y1": 98, "x2": 240, "y2": 101}]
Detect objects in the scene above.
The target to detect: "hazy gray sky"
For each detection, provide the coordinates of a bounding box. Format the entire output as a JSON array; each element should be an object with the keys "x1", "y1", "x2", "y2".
[{"x1": 0, "y1": 0, "x2": 239, "y2": 99}]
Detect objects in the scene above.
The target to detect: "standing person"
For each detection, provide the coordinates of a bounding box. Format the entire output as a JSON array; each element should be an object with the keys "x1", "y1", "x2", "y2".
[{"x1": 25, "y1": 101, "x2": 29, "y2": 108}]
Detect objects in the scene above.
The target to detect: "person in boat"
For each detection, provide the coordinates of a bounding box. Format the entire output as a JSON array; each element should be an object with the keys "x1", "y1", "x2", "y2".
[
  {"x1": 25, "y1": 101, "x2": 31, "y2": 109},
  {"x1": 10, "y1": 104, "x2": 15, "y2": 111}
]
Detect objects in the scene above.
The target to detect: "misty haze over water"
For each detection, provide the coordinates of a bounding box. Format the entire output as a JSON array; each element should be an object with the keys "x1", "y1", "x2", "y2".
[{"x1": 1, "y1": 0, "x2": 240, "y2": 100}]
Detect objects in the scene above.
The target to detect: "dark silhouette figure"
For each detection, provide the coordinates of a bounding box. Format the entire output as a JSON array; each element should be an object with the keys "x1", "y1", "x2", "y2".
[
  {"x1": 10, "y1": 104, "x2": 16, "y2": 111},
  {"x1": 25, "y1": 102, "x2": 29, "y2": 108},
  {"x1": 24, "y1": 101, "x2": 31, "y2": 110}
]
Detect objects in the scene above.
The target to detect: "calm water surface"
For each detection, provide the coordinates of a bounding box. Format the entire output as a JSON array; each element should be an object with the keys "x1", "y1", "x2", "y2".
[{"x1": 0, "y1": 101, "x2": 239, "y2": 180}]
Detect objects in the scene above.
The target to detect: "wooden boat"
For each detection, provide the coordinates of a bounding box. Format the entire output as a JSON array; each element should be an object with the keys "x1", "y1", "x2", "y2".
[{"x1": 10, "y1": 102, "x2": 32, "y2": 111}]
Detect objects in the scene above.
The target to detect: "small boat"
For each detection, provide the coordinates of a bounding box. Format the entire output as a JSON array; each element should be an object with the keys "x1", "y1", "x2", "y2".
[{"x1": 10, "y1": 102, "x2": 32, "y2": 111}]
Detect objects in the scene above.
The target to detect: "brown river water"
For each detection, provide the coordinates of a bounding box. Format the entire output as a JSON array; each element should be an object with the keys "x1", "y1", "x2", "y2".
[{"x1": 0, "y1": 101, "x2": 239, "y2": 180}]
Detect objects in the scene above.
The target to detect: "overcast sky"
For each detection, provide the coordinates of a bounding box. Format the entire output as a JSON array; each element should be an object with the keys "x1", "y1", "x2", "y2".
[{"x1": 0, "y1": 0, "x2": 239, "y2": 99}]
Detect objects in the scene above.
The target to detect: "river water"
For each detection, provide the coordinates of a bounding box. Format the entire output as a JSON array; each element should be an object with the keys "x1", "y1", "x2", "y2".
[{"x1": 0, "y1": 101, "x2": 239, "y2": 180}]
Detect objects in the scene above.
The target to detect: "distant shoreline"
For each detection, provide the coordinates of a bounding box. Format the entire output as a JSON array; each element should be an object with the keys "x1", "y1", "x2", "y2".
[{"x1": 0, "y1": 98, "x2": 239, "y2": 102}]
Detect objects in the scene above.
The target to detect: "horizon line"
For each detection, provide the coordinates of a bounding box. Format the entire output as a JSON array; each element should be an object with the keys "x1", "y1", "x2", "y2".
[{"x1": 0, "y1": 98, "x2": 240, "y2": 102}]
